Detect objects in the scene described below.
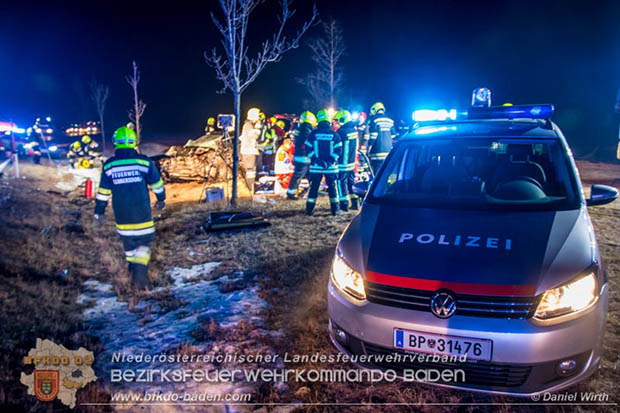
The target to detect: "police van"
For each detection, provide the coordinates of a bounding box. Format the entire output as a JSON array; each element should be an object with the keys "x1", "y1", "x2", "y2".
[{"x1": 328, "y1": 90, "x2": 618, "y2": 395}]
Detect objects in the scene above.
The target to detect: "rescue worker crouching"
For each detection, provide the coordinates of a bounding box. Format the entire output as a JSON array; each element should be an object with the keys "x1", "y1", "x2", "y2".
[
  {"x1": 274, "y1": 138, "x2": 294, "y2": 195},
  {"x1": 287, "y1": 111, "x2": 316, "y2": 199},
  {"x1": 365, "y1": 102, "x2": 395, "y2": 174},
  {"x1": 334, "y1": 110, "x2": 360, "y2": 211},
  {"x1": 305, "y1": 109, "x2": 342, "y2": 216},
  {"x1": 94, "y1": 126, "x2": 166, "y2": 289},
  {"x1": 82, "y1": 135, "x2": 102, "y2": 163},
  {"x1": 67, "y1": 141, "x2": 85, "y2": 168}
]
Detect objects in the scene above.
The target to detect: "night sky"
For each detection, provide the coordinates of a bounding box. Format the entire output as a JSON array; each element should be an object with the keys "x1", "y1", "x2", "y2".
[{"x1": 1, "y1": 0, "x2": 619, "y2": 153}]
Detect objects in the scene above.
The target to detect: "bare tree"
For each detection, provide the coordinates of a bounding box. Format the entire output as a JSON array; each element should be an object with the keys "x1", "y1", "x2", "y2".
[
  {"x1": 126, "y1": 61, "x2": 146, "y2": 144},
  {"x1": 90, "y1": 80, "x2": 110, "y2": 152},
  {"x1": 205, "y1": 0, "x2": 317, "y2": 207},
  {"x1": 299, "y1": 17, "x2": 345, "y2": 108}
]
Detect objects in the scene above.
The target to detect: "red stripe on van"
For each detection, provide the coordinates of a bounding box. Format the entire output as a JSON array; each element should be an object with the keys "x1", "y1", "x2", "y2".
[{"x1": 366, "y1": 270, "x2": 536, "y2": 296}]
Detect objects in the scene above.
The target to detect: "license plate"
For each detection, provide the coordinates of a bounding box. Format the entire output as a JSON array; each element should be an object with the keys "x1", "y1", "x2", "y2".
[{"x1": 394, "y1": 328, "x2": 492, "y2": 361}]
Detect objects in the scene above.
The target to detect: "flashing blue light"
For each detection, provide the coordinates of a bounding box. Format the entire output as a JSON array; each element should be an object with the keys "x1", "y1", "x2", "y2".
[
  {"x1": 352, "y1": 111, "x2": 360, "y2": 120},
  {"x1": 413, "y1": 125, "x2": 457, "y2": 135},
  {"x1": 46, "y1": 117, "x2": 52, "y2": 122},
  {"x1": 412, "y1": 109, "x2": 458, "y2": 122},
  {"x1": 467, "y1": 104, "x2": 555, "y2": 120},
  {"x1": 472, "y1": 87, "x2": 491, "y2": 108}
]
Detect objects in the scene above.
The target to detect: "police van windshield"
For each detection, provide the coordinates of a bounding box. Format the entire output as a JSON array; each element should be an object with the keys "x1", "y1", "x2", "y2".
[{"x1": 370, "y1": 138, "x2": 581, "y2": 211}]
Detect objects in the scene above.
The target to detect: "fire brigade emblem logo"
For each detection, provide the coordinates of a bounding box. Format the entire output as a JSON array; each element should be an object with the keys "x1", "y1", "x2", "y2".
[
  {"x1": 430, "y1": 291, "x2": 457, "y2": 318},
  {"x1": 34, "y1": 370, "x2": 60, "y2": 402},
  {"x1": 427, "y1": 339, "x2": 436, "y2": 349}
]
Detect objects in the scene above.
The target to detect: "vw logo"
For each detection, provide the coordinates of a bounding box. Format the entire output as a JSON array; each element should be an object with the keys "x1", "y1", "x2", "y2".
[{"x1": 430, "y1": 291, "x2": 457, "y2": 318}]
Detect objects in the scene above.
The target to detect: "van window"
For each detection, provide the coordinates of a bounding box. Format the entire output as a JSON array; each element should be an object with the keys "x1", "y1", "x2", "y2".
[{"x1": 370, "y1": 138, "x2": 580, "y2": 211}]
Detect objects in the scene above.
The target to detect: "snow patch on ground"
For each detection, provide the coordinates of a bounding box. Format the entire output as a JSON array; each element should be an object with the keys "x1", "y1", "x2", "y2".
[
  {"x1": 78, "y1": 262, "x2": 272, "y2": 412},
  {"x1": 55, "y1": 165, "x2": 100, "y2": 192}
]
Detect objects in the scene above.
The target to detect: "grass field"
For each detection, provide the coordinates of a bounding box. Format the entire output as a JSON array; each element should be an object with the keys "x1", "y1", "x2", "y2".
[{"x1": 0, "y1": 160, "x2": 618, "y2": 412}]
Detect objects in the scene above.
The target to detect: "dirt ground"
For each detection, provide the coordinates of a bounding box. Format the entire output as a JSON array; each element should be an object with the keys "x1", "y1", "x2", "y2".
[{"x1": 0, "y1": 159, "x2": 619, "y2": 412}]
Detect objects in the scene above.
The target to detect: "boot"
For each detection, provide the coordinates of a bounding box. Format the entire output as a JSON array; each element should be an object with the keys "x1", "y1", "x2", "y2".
[
  {"x1": 287, "y1": 192, "x2": 298, "y2": 200},
  {"x1": 351, "y1": 197, "x2": 360, "y2": 210},
  {"x1": 340, "y1": 201, "x2": 349, "y2": 212},
  {"x1": 130, "y1": 263, "x2": 152, "y2": 290},
  {"x1": 330, "y1": 203, "x2": 340, "y2": 216}
]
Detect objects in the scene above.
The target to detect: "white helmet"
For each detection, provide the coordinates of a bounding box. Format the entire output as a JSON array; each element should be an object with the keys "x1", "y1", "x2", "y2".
[{"x1": 247, "y1": 108, "x2": 260, "y2": 122}]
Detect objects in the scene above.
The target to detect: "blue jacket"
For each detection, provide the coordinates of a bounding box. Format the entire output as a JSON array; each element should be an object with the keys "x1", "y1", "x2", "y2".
[
  {"x1": 95, "y1": 148, "x2": 165, "y2": 237},
  {"x1": 366, "y1": 112, "x2": 395, "y2": 160},
  {"x1": 305, "y1": 121, "x2": 342, "y2": 173}
]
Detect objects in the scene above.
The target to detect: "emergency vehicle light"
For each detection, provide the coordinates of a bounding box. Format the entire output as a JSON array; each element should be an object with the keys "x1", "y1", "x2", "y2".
[
  {"x1": 467, "y1": 104, "x2": 555, "y2": 120},
  {"x1": 472, "y1": 87, "x2": 491, "y2": 107},
  {"x1": 411, "y1": 109, "x2": 458, "y2": 122}
]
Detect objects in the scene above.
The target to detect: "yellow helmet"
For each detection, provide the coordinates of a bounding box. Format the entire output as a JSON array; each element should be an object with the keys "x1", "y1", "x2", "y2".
[
  {"x1": 370, "y1": 102, "x2": 385, "y2": 116},
  {"x1": 207, "y1": 117, "x2": 215, "y2": 126},
  {"x1": 276, "y1": 120, "x2": 285, "y2": 129},
  {"x1": 81, "y1": 135, "x2": 91, "y2": 144},
  {"x1": 299, "y1": 111, "x2": 317, "y2": 127},
  {"x1": 247, "y1": 108, "x2": 260, "y2": 121},
  {"x1": 72, "y1": 141, "x2": 82, "y2": 150}
]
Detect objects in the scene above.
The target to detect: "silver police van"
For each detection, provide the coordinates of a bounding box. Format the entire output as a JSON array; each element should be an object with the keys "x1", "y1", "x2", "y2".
[{"x1": 328, "y1": 91, "x2": 617, "y2": 395}]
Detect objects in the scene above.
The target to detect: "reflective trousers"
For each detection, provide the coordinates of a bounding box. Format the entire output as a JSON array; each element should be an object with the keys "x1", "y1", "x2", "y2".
[
  {"x1": 337, "y1": 169, "x2": 358, "y2": 211},
  {"x1": 306, "y1": 171, "x2": 339, "y2": 216}
]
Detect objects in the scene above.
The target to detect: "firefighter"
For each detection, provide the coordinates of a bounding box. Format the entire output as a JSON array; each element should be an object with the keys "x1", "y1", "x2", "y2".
[
  {"x1": 205, "y1": 117, "x2": 217, "y2": 134},
  {"x1": 365, "y1": 102, "x2": 395, "y2": 174},
  {"x1": 240, "y1": 108, "x2": 261, "y2": 190},
  {"x1": 82, "y1": 135, "x2": 102, "y2": 162},
  {"x1": 94, "y1": 126, "x2": 165, "y2": 289},
  {"x1": 356, "y1": 111, "x2": 371, "y2": 178},
  {"x1": 334, "y1": 110, "x2": 359, "y2": 211},
  {"x1": 67, "y1": 141, "x2": 85, "y2": 168},
  {"x1": 274, "y1": 119, "x2": 287, "y2": 140},
  {"x1": 259, "y1": 117, "x2": 278, "y2": 174},
  {"x1": 287, "y1": 111, "x2": 316, "y2": 199},
  {"x1": 305, "y1": 109, "x2": 342, "y2": 216}
]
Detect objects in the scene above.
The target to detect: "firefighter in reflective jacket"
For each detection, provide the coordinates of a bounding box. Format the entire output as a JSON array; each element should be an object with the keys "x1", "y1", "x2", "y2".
[
  {"x1": 67, "y1": 141, "x2": 85, "y2": 168},
  {"x1": 259, "y1": 118, "x2": 278, "y2": 174},
  {"x1": 305, "y1": 109, "x2": 342, "y2": 216},
  {"x1": 365, "y1": 102, "x2": 395, "y2": 173},
  {"x1": 334, "y1": 110, "x2": 359, "y2": 211},
  {"x1": 287, "y1": 111, "x2": 316, "y2": 199},
  {"x1": 94, "y1": 126, "x2": 166, "y2": 289},
  {"x1": 82, "y1": 135, "x2": 102, "y2": 160}
]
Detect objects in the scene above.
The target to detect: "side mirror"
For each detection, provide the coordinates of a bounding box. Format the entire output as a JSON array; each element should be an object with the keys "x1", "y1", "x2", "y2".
[
  {"x1": 352, "y1": 180, "x2": 370, "y2": 197},
  {"x1": 587, "y1": 184, "x2": 618, "y2": 207}
]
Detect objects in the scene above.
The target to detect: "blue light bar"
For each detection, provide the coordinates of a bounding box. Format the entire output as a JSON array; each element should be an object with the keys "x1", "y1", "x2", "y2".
[
  {"x1": 412, "y1": 109, "x2": 457, "y2": 122},
  {"x1": 467, "y1": 104, "x2": 555, "y2": 120}
]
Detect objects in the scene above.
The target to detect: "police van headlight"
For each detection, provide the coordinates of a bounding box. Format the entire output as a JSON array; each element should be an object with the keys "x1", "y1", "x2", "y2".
[
  {"x1": 534, "y1": 273, "x2": 598, "y2": 320},
  {"x1": 331, "y1": 254, "x2": 366, "y2": 300}
]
